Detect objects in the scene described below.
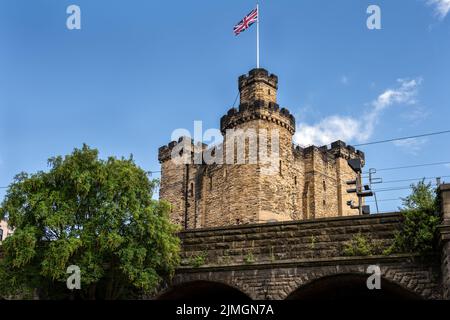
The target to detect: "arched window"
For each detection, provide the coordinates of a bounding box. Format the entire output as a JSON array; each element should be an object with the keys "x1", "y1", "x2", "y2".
[{"x1": 323, "y1": 180, "x2": 326, "y2": 191}]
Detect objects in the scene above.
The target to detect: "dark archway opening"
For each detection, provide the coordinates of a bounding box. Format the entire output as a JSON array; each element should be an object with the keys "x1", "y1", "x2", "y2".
[
  {"x1": 158, "y1": 281, "x2": 252, "y2": 302},
  {"x1": 286, "y1": 274, "x2": 422, "y2": 300}
]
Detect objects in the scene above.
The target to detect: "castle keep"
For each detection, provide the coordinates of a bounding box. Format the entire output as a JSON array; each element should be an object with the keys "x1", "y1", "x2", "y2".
[{"x1": 159, "y1": 69, "x2": 365, "y2": 229}]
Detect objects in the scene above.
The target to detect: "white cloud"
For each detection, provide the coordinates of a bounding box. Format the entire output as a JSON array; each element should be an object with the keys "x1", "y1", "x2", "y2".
[
  {"x1": 401, "y1": 106, "x2": 429, "y2": 124},
  {"x1": 392, "y1": 138, "x2": 428, "y2": 155},
  {"x1": 295, "y1": 116, "x2": 362, "y2": 147},
  {"x1": 362, "y1": 78, "x2": 422, "y2": 140},
  {"x1": 294, "y1": 78, "x2": 422, "y2": 147},
  {"x1": 427, "y1": 0, "x2": 450, "y2": 19},
  {"x1": 294, "y1": 104, "x2": 314, "y2": 122}
]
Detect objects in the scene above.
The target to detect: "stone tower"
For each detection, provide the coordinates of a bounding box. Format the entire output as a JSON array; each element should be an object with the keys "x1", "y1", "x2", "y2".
[
  {"x1": 159, "y1": 68, "x2": 365, "y2": 229},
  {"x1": 220, "y1": 69, "x2": 296, "y2": 223}
]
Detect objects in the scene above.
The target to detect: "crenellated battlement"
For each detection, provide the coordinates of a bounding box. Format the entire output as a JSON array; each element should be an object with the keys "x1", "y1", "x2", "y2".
[
  {"x1": 159, "y1": 68, "x2": 369, "y2": 229},
  {"x1": 238, "y1": 68, "x2": 278, "y2": 91},
  {"x1": 220, "y1": 68, "x2": 294, "y2": 134},
  {"x1": 220, "y1": 100, "x2": 295, "y2": 134},
  {"x1": 159, "y1": 137, "x2": 190, "y2": 163},
  {"x1": 158, "y1": 136, "x2": 207, "y2": 163},
  {"x1": 294, "y1": 140, "x2": 365, "y2": 165},
  {"x1": 239, "y1": 68, "x2": 278, "y2": 105}
]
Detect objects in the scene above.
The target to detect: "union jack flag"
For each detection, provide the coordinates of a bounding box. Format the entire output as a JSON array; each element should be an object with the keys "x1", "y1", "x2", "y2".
[{"x1": 233, "y1": 8, "x2": 258, "y2": 36}]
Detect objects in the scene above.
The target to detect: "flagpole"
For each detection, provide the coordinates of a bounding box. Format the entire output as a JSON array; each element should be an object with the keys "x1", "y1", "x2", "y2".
[{"x1": 256, "y1": 3, "x2": 260, "y2": 68}]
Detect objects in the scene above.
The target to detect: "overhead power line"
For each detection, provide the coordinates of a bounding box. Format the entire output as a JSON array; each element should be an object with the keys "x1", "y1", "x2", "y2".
[
  {"x1": 373, "y1": 186, "x2": 413, "y2": 192},
  {"x1": 366, "y1": 198, "x2": 402, "y2": 203},
  {"x1": 380, "y1": 175, "x2": 450, "y2": 184},
  {"x1": 373, "y1": 182, "x2": 439, "y2": 192},
  {"x1": 353, "y1": 129, "x2": 450, "y2": 147},
  {"x1": 148, "y1": 171, "x2": 161, "y2": 177},
  {"x1": 374, "y1": 161, "x2": 450, "y2": 172}
]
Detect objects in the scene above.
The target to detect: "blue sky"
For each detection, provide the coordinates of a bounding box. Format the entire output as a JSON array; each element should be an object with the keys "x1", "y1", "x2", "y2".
[{"x1": 1, "y1": 0, "x2": 449, "y2": 212}]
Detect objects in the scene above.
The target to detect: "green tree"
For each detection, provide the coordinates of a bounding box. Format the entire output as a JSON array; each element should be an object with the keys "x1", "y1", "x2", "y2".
[
  {"x1": 342, "y1": 233, "x2": 384, "y2": 257},
  {"x1": 386, "y1": 180, "x2": 440, "y2": 255},
  {"x1": 0, "y1": 145, "x2": 180, "y2": 299}
]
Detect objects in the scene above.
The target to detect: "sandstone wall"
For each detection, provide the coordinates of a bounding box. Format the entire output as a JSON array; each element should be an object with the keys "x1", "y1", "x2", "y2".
[
  {"x1": 439, "y1": 184, "x2": 450, "y2": 299},
  {"x1": 167, "y1": 213, "x2": 442, "y2": 300},
  {"x1": 159, "y1": 68, "x2": 365, "y2": 229},
  {"x1": 179, "y1": 213, "x2": 402, "y2": 266},
  {"x1": 239, "y1": 69, "x2": 278, "y2": 105}
]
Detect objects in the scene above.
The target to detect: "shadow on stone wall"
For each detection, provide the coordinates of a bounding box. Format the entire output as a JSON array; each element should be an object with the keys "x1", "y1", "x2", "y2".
[
  {"x1": 157, "y1": 280, "x2": 252, "y2": 302},
  {"x1": 285, "y1": 273, "x2": 422, "y2": 300}
]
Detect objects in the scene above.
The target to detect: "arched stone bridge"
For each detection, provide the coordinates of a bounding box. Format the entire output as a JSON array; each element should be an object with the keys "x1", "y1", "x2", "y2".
[{"x1": 157, "y1": 185, "x2": 450, "y2": 300}]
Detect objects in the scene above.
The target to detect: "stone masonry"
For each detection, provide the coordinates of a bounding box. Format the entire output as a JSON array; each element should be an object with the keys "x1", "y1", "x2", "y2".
[
  {"x1": 0, "y1": 220, "x2": 11, "y2": 241},
  {"x1": 158, "y1": 212, "x2": 443, "y2": 300},
  {"x1": 159, "y1": 68, "x2": 365, "y2": 229},
  {"x1": 438, "y1": 184, "x2": 450, "y2": 299},
  {"x1": 154, "y1": 184, "x2": 450, "y2": 300}
]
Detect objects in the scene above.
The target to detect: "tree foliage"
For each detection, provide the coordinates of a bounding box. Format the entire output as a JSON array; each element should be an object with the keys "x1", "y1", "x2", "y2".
[
  {"x1": 386, "y1": 180, "x2": 440, "y2": 255},
  {"x1": 342, "y1": 233, "x2": 384, "y2": 257},
  {"x1": 0, "y1": 145, "x2": 180, "y2": 299}
]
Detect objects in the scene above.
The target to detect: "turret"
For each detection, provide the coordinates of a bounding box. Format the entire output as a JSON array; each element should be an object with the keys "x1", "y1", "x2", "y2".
[
  {"x1": 220, "y1": 69, "x2": 295, "y2": 135},
  {"x1": 238, "y1": 68, "x2": 278, "y2": 104}
]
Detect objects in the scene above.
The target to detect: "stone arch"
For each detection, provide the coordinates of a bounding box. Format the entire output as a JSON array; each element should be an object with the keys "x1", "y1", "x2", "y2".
[
  {"x1": 162, "y1": 270, "x2": 259, "y2": 299},
  {"x1": 284, "y1": 271, "x2": 424, "y2": 300},
  {"x1": 380, "y1": 266, "x2": 437, "y2": 299},
  {"x1": 156, "y1": 280, "x2": 253, "y2": 301}
]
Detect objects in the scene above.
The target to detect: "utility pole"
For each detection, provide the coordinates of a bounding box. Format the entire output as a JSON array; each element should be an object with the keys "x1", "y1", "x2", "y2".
[
  {"x1": 368, "y1": 168, "x2": 383, "y2": 214},
  {"x1": 346, "y1": 159, "x2": 374, "y2": 215}
]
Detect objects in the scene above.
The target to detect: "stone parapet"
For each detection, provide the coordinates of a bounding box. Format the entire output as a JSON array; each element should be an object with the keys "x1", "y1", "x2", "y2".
[
  {"x1": 179, "y1": 212, "x2": 403, "y2": 267},
  {"x1": 220, "y1": 100, "x2": 295, "y2": 134}
]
